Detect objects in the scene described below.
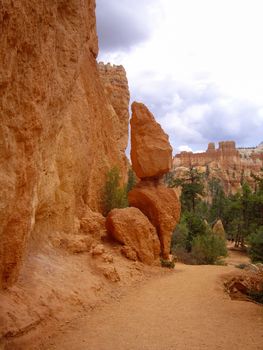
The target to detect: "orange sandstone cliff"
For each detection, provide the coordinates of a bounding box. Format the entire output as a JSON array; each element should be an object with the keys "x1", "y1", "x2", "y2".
[
  {"x1": 0, "y1": 1, "x2": 142, "y2": 345},
  {"x1": 0, "y1": 1, "x2": 129, "y2": 288},
  {"x1": 0, "y1": 2, "x2": 181, "y2": 346}
]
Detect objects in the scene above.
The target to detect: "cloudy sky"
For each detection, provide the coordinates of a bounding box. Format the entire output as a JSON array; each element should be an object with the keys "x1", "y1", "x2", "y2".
[{"x1": 96, "y1": 0, "x2": 263, "y2": 154}]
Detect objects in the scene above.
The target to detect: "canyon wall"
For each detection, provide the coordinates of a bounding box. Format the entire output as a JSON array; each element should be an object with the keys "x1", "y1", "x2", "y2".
[
  {"x1": 98, "y1": 62, "x2": 130, "y2": 162},
  {"x1": 0, "y1": 0, "x2": 129, "y2": 288},
  {"x1": 173, "y1": 141, "x2": 263, "y2": 194}
]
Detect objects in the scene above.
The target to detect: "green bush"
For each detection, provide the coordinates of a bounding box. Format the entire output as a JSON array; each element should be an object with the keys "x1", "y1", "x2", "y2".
[
  {"x1": 184, "y1": 212, "x2": 209, "y2": 252},
  {"x1": 171, "y1": 221, "x2": 189, "y2": 253},
  {"x1": 248, "y1": 226, "x2": 263, "y2": 263},
  {"x1": 102, "y1": 167, "x2": 128, "y2": 216},
  {"x1": 191, "y1": 234, "x2": 227, "y2": 265},
  {"x1": 160, "y1": 258, "x2": 175, "y2": 269}
]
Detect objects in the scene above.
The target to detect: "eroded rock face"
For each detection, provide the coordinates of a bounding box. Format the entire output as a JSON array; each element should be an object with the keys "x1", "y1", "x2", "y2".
[
  {"x1": 80, "y1": 207, "x2": 106, "y2": 240},
  {"x1": 173, "y1": 141, "x2": 263, "y2": 194},
  {"x1": 128, "y1": 181, "x2": 181, "y2": 259},
  {"x1": 98, "y1": 63, "x2": 130, "y2": 155},
  {"x1": 106, "y1": 207, "x2": 160, "y2": 265},
  {"x1": 130, "y1": 102, "x2": 172, "y2": 179},
  {"x1": 0, "y1": 1, "x2": 129, "y2": 288}
]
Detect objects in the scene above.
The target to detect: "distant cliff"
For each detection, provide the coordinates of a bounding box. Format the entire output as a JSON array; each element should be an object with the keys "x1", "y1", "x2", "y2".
[{"x1": 173, "y1": 141, "x2": 263, "y2": 194}]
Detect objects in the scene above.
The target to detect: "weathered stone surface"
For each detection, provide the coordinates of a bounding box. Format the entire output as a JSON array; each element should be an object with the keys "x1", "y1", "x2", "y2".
[
  {"x1": 121, "y1": 246, "x2": 137, "y2": 261},
  {"x1": 98, "y1": 63, "x2": 130, "y2": 154},
  {"x1": 130, "y1": 102, "x2": 173, "y2": 179},
  {"x1": 128, "y1": 181, "x2": 181, "y2": 259},
  {"x1": 80, "y1": 207, "x2": 106, "y2": 239},
  {"x1": 213, "y1": 220, "x2": 226, "y2": 239},
  {"x1": 91, "y1": 244, "x2": 106, "y2": 257},
  {"x1": 173, "y1": 141, "x2": 263, "y2": 195},
  {"x1": 101, "y1": 265, "x2": 120, "y2": 282},
  {"x1": 0, "y1": 0, "x2": 129, "y2": 288},
  {"x1": 106, "y1": 207, "x2": 160, "y2": 265},
  {"x1": 55, "y1": 235, "x2": 93, "y2": 254}
]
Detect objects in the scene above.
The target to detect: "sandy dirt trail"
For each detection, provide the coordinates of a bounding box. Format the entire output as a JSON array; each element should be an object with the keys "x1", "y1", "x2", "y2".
[{"x1": 41, "y1": 251, "x2": 263, "y2": 350}]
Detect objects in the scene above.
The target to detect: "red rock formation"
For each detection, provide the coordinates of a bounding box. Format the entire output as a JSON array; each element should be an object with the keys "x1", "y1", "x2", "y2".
[
  {"x1": 98, "y1": 63, "x2": 130, "y2": 157},
  {"x1": 0, "y1": 0, "x2": 129, "y2": 288},
  {"x1": 130, "y1": 102, "x2": 172, "y2": 179},
  {"x1": 129, "y1": 104, "x2": 180, "y2": 259},
  {"x1": 173, "y1": 141, "x2": 263, "y2": 194},
  {"x1": 106, "y1": 207, "x2": 160, "y2": 265},
  {"x1": 128, "y1": 181, "x2": 181, "y2": 259}
]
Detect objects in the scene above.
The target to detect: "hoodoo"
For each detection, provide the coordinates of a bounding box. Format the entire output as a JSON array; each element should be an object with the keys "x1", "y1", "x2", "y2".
[{"x1": 128, "y1": 102, "x2": 181, "y2": 259}]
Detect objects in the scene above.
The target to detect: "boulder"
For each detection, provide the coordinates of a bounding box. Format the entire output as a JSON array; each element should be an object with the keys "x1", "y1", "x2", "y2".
[
  {"x1": 106, "y1": 207, "x2": 160, "y2": 265},
  {"x1": 128, "y1": 180, "x2": 181, "y2": 259},
  {"x1": 130, "y1": 102, "x2": 172, "y2": 179},
  {"x1": 213, "y1": 219, "x2": 226, "y2": 239}
]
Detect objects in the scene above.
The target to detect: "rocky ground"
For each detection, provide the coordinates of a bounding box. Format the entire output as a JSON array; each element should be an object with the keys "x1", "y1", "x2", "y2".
[{"x1": 8, "y1": 248, "x2": 262, "y2": 350}]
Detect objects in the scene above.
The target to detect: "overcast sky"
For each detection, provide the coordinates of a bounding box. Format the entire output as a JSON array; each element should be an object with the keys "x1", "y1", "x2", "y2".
[{"x1": 96, "y1": 0, "x2": 263, "y2": 154}]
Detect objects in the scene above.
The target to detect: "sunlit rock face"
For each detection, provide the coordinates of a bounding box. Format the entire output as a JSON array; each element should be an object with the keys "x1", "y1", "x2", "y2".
[
  {"x1": 0, "y1": 0, "x2": 129, "y2": 288},
  {"x1": 128, "y1": 181, "x2": 181, "y2": 260},
  {"x1": 106, "y1": 207, "x2": 160, "y2": 265},
  {"x1": 130, "y1": 102, "x2": 173, "y2": 179},
  {"x1": 98, "y1": 62, "x2": 130, "y2": 157},
  {"x1": 129, "y1": 103, "x2": 180, "y2": 259}
]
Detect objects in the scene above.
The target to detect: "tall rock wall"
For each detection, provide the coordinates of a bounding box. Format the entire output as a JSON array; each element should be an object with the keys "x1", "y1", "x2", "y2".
[
  {"x1": 0, "y1": 0, "x2": 129, "y2": 288},
  {"x1": 98, "y1": 63, "x2": 130, "y2": 159}
]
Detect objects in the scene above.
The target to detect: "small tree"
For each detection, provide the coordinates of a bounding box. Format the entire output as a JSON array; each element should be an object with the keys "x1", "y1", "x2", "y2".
[
  {"x1": 171, "y1": 219, "x2": 189, "y2": 253},
  {"x1": 126, "y1": 168, "x2": 137, "y2": 194},
  {"x1": 248, "y1": 226, "x2": 263, "y2": 263},
  {"x1": 192, "y1": 234, "x2": 227, "y2": 264},
  {"x1": 102, "y1": 167, "x2": 128, "y2": 216},
  {"x1": 208, "y1": 178, "x2": 226, "y2": 222},
  {"x1": 168, "y1": 167, "x2": 205, "y2": 213},
  {"x1": 184, "y1": 212, "x2": 208, "y2": 252}
]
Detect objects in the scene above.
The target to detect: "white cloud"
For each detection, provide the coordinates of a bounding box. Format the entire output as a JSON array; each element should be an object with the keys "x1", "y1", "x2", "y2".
[
  {"x1": 97, "y1": 0, "x2": 263, "y2": 152},
  {"x1": 178, "y1": 145, "x2": 193, "y2": 153}
]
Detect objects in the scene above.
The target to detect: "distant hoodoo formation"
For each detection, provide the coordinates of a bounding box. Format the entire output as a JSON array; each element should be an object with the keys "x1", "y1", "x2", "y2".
[
  {"x1": 173, "y1": 141, "x2": 263, "y2": 194},
  {"x1": 128, "y1": 102, "x2": 181, "y2": 260}
]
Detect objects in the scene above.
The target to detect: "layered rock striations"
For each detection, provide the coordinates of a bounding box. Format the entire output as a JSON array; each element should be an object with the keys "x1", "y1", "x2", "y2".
[
  {"x1": 173, "y1": 141, "x2": 263, "y2": 194},
  {"x1": 0, "y1": 0, "x2": 129, "y2": 288}
]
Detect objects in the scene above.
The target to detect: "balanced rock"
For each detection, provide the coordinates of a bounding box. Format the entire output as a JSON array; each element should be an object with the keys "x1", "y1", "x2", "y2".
[
  {"x1": 130, "y1": 102, "x2": 173, "y2": 179},
  {"x1": 106, "y1": 207, "x2": 160, "y2": 265},
  {"x1": 213, "y1": 219, "x2": 226, "y2": 239},
  {"x1": 128, "y1": 180, "x2": 181, "y2": 259}
]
